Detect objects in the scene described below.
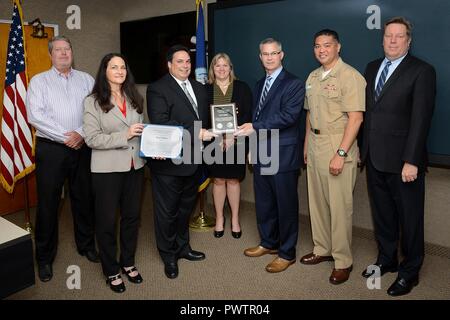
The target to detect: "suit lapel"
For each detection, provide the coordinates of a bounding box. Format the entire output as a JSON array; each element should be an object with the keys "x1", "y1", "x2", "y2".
[
  {"x1": 376, "y1": 54, "x2": 411, "y2": 103},
  {"x1": 255, "y1": 79, "x2": 264, "y2": 106},
  {"x1": 124, "y1": 97, "x2": 137, "y2": 124},
  {"x1": 191, "y1": 80, "x2": 203, "y2": 119},
  {"x1": 110, "y1": 100, "x2": 129, "y2": 126},
  {"x1": 168, "y1": 76, "x2": 199, "y2": 119},
  {"x1": 253, "y1": 79, "x2": 264, "y2": 120},
  {"x1": 258, "y1": 69, "x2": 285, "y2": 114},
  {"x1": 366, "y1": 60, "x2": 382, "y2": 105}
]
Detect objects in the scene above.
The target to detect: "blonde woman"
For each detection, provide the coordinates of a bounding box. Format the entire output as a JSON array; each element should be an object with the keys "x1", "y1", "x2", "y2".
[{"x1": 206, "y1": 53, "x2": 253, "y2": 239}]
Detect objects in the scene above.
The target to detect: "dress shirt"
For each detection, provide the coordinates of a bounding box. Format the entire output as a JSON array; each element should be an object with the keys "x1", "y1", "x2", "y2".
[
  {"x1": 171, "y1": 75, "x2": 198, "y2": 106},
  {"x1": 26, "y1": 66, "x2": 94, "y2": 143},
  {"x1": 374, "y1": 53, "x2": 407, "y2": 90},
  {"x1": 264, "y1": 66, "x2": 283, "y2": 92}
]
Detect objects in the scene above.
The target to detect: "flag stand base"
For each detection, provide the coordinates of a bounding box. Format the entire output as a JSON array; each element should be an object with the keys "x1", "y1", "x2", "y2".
[
  {"x1": 189, "y1": 211, "x2": 215, "y2": 231},
  {"x1": 189, "y1": 189, "x2": 215, "y2": 231}
]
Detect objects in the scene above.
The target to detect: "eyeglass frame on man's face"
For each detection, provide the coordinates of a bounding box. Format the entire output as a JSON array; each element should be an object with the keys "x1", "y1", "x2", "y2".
[{"x1": 260, "y1": 51, "x2": 281, "y2": 57}]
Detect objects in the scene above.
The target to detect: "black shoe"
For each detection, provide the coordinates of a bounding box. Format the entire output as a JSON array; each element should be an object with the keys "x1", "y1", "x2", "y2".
[
  {"x1": 214, "y1": 230, "x2": 224, "y2": 238},
  {"x1": 361, "y1": 262, "x2": 398, "y2": 278},
  {"x1": 231, "y1": 221, "x2": 242, "y2": 239},
  {"x1": 180, "y1": 250, "x2": 205, "y2": 261},
  {"x1": 214, "y1": 217, "x2": 225, "y2": 238},
  {"x1": 231, "y1": 220, "x2": 242, "y2": 238},
  {"x1": 387, "y1": 276, "x2": 419, "y2": 296},
  {"x1": 231, "y1": 230, "x2": 242, "y2": 239},
  {"x1": 106, "y1": 274, "x2": 126, "y2": 293},
  {"x1": 38, "y1": 264, "x2": 53, "y2": 282},
  {"x1": 121, "y1": 266, "x2": 143, "y2": 284},
  {"x1": 79, "y1": 249, "x2": 100, "y2": 263},
  {"x1": 164, "y1": 262, "x2": 178, "y2": 279}
]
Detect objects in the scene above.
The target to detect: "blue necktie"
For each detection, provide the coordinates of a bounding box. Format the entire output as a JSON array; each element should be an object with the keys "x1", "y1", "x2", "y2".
[
  {"x1": 255, "y1": 75, "x2": 272, "y2": 120},
  {"x1": 374, "y1": 61, "x2": 392, "y2": 101}
]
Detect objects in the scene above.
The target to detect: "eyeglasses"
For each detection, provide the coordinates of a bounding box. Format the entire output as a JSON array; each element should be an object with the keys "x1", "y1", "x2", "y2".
[{"x1": 261, "y1": 51, "x2": 281, "y2": 57}]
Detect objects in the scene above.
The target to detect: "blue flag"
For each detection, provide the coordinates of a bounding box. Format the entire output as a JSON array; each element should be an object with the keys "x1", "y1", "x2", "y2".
[
  {"x1": 195, "y1": 0, "x2": 207, "y2": 84},
  {"x1": 195, "y1": 0, "x2": 209, "y2": 192}
]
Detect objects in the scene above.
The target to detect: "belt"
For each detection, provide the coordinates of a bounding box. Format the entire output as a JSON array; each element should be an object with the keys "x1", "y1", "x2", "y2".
[
  {"x1": 310, "y1": 127, "x2": 346, "y2": 135},
  {"x1": 36, "y1": 136, "x2": 64, "y2": 146}
]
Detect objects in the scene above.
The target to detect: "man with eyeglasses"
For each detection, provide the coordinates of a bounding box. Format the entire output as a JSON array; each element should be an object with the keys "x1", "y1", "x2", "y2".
[
  {"x1": 236, "y1": 38, "x2": 304, "y2": 273},
  {"x1": 300, "y1": 29, "x2": 365, "y2": 285},
  {"x1": 26, "y1": 36, "x2": 99, "y2": 283}
]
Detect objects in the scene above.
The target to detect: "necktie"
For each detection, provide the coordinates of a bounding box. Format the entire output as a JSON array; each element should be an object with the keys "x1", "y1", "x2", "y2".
[
  {"x1": 255, "y1": 75, "x2": 272, "y2": 120},
  {"x1": 181, "y1": 81, "x2": 199, "y2": 118},
  {"x1": 374, "y1": 61, "x2": 392, "y2": 101}
]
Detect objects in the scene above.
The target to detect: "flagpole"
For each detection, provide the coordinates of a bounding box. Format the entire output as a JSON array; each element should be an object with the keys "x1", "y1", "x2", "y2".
[
  {"x1": 23, "y1": 174, "x2": 32, "y2": 232},
  {"x1": 189, "y1": 0, "x2": 215, "y2": 230},
  {"x1": 189, "y1": 187, "x2": 215, "y2": 230}
]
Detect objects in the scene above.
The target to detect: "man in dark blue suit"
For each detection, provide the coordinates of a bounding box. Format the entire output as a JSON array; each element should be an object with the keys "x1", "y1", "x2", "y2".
[{"x1": 235, "y1": 38, "x2": 304, "y2": 273}]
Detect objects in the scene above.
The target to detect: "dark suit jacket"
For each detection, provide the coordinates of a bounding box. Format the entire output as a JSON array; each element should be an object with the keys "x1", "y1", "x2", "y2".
[
  {"x1": 360, "y1": 54, "x2": 436, "y2": 174},
  {"x1": 252, "y1": 69, "x2": 305, "y2": 173},
  {"x1": 146, "y1": 74, "x2": 209, "y2": 176}
]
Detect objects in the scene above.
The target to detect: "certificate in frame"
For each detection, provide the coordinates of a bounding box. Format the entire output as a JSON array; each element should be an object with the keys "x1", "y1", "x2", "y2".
[
  {"x1": 139, "y1": 124, "x2": 183, "y2": 159},
  {"x1": 211, "y1": 103, "x2": 237, "y2": 134}
]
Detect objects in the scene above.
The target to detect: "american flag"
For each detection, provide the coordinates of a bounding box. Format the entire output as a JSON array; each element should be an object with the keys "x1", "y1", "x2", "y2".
[{"x1": 0, "y1": 0, "x2": 34, "y2": 193}]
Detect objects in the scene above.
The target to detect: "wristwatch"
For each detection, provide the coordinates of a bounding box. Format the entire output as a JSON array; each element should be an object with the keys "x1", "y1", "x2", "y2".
[{"x1": 337, "y1": 148, "x2": 348, "y2": 158}]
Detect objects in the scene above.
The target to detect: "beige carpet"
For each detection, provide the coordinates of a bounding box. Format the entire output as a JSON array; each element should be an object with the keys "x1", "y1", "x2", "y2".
[{"x1": 4, "y1": 179, "x2": 450, "y2": 300}]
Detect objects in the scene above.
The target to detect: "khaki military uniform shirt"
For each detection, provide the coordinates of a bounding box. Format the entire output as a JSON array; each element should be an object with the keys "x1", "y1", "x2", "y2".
[
  {"x1": 303, "y1": 57, "x2": 366, "y2": 268},
  {"x1": 305, "y1": 57, "x2": 365, "y2": 144}
]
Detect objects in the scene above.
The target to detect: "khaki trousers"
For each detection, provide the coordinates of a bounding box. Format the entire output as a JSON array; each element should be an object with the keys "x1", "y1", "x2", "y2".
[{"x1": 306, "y1": 132, "x2": 357, "y2": 269}]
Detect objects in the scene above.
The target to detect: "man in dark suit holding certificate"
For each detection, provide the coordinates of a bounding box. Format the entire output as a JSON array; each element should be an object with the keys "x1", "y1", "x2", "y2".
[
  {"x1": 146, "y1": 45, "x2": 214, "y2": 279},
  {"x1": 360, "y1": 17, "x2": 436, "y2": 296}
]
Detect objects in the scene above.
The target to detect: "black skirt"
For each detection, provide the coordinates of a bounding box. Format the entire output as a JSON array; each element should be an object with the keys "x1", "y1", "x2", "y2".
[{"x1": 207, "y1": 139, "x2": 247, "y2": 180}]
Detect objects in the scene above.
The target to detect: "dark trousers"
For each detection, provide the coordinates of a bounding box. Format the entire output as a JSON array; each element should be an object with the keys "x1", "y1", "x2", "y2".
[
  {"x1": 253, "y1": 169, "x2": 299, "y2": 260},
  {"x1": 150, "y1": 168, "x2": 200, "y2": 264},
  {"x1": 366, "y1": 158, "x2": 425, "y2": 280},
  {"x1": 92, "y1": 168, "x2": 144, "y2": 277},
  {"x1": 34, "y1": 138, "x2": 95, "y2": 265}
]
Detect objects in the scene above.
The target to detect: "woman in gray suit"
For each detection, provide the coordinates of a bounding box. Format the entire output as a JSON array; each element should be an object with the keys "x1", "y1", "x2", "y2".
[{"x1": 83, "y1": 53, "x2": 145, "y2": 293}]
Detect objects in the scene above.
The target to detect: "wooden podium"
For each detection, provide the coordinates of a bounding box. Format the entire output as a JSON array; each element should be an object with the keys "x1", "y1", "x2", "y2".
[{"x1": 0, "y1": 216, "x2": 35, "y2": 298}]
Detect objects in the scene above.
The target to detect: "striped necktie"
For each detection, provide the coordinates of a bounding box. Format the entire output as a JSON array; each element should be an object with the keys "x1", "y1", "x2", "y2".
[
  {"x1": 374, "y1": 61, "x2": 392, "y2": 101},
  {"x1": 182, "y1": 81, "x2": 199, "y2": 118},
  {"x1": 255, "y1": 75, "x2": 272, "y2": 120}
]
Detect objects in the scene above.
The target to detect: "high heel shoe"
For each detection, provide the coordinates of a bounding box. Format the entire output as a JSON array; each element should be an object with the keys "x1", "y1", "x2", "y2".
[
  {"x1": 231, "y1": 222, "x2": 242, "y2": 239},
  {"x1": 121, "y1": 266, "x2": 143, "y2": 284},
  {"x1": 214, "y1": 217, "x2": 225, "y2": 238},
  {"x1": 106, "y1": 274, "x2": 126, "y2": 293}
]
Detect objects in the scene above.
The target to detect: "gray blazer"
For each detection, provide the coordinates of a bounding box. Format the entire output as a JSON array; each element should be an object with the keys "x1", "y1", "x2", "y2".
[{"x1": 83, "y1": 95, "x2": 146, "y2": 173}]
